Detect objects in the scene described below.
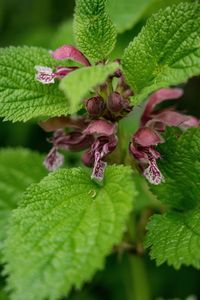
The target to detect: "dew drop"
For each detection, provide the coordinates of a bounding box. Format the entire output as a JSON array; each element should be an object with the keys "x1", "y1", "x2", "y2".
[{"x1": 88, "y1": 190, "x2": 97, "y2": 198}]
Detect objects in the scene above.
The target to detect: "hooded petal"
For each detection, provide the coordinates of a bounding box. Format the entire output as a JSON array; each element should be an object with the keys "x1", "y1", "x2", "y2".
[
  {"x1": 39, "y1": 116, "x2": 87, "y2": 132},
  {"x1": 51, "y1": 45, "x2": 90, "y2": 66},
  {"x1": 141, "y1": 88, "x2": 183, "y2": 126},
  {"x1": 83, "y1": 120, "x2": 117, "y2": 137},
  {"x1": 152, "y1": 110, "x2": 199, "y2": 130},
  {"x1": 55, "y1": 66, "x2": 78, "y2": 77},
  {"x1": 133, "y1": 127, "x2": 164, "y2": 147},
  {"x1": 49, "y1": 129, "x2": 94, "y2": 151}
]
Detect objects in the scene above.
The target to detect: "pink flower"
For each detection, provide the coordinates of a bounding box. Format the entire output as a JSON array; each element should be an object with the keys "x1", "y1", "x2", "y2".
[
  {"x1": 130, "y1": 88, "x2": 199, "y2": 185},
  {"x1": 35, "y1": 45, "x2": 90, "y2": 85},
  {"x1": 82, "y1": 135, "x2": 118, "y2": 181},
  {"x1": 51, "y1": 45, "x2": 90, "y2": 66},
  {"x1": 35, "y1": 65, "x2": 77, "y2": 84},
  {"x1": 44, "y1": 147, "x2": 64, "y2": 171},
  {"x1": 44, "y1": 119, "x2": 118, "y2": 181}
]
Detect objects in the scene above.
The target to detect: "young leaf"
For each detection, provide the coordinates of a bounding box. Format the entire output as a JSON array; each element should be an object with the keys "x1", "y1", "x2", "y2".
[
  {"x1": 0, "y1": 149, "x2": 47, "y2": 253},
  {"x1": 3, "y1": 166, "x2": 136, "y2": 300},
  {"x1": 0, "y1": 46, "x2": 70, "y2": 122},
  {"x1": 106, "y1": 0, "x2": 151, "y2": 33},
  {"x1": 145, "y1": 209, "x2": 200, "y2": 269},
  {"x1": 150, "y1": 127, "x2": 200, "y2": 210},
  {"x1": 74, "y1": 0, "x2": 117, "y2": 61},
  {"x1": 122, "y1": 2, "x2": 200, "y2": 104},
  {"x1": 59, "y1": 62, "x2": 118, "y2": 112}
]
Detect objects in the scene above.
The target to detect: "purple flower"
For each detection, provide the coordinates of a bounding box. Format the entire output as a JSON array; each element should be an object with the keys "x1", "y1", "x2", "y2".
[
  {"x1": 141, "y1": 88, "x2": 183, "y2": 126},
  {"x1": 130, "y1": 88, "x2": 199, "y2": 185},
  {"x1": 83, "y1": 120, "x2": 117, "y2": 137},
  {"x1": 130, "y1": 129, "x2": 165, "y2": 185},
  {"x1": 107, "y1": 92, "x2": 124, "y2": 113},
  {"x1": 51, "y1": 45, "x2": 90, "y2": 66},
  {"x1": 39, "y1": 116, "x2": 88, "y2": 132},
  {"x1": 82, "y1": 135, "x2": 118, "y2": 181},
  {"x1": 81, "y1": 120, "x2": 118, "y2": 181},
  {"x1": 35, "y1": 65, "x2": 77, "y2": 84},
  {"x1": 35, "y1": 45, "x2": 90, "y2": 85},
  {"x1": 43, "y1": 119, "x2": 118, "y2": 181},
  {"x1": 44, "y1": 129, "x2": 94, "y2": 171},
  {"x1": 44, "y1": 147, "x2": 64, "y2": 171},
  {"x1": 85, "y1": 96, "x2": 105, "y2": 117}
]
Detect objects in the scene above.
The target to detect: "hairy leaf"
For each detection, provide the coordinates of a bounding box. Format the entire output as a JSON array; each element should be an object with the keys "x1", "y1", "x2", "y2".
[
  {"x1": 59, "y1": 63, "x2": 118, "y2": 112},
  {"x1": 122, "y1": 2, "x2": 200, "y2": 104},
  {"x1": 0, "y1": 149, "x2": 47, "y2": 252},
  {"x1": 3, "y1": 166, "x2": 136, "y2": 300},
  {"x1": 0, "y1": 47, "x2": 70, "y2": 122},
  {"x1": 74, "y1": 0, "x2": 117, "y2": 61},
  {"x1": 145, "y1": 209, "x2": 200, "y2": 269},
  {"x1": 151, "y1": 127, "x2": 200, "y2": 210}
]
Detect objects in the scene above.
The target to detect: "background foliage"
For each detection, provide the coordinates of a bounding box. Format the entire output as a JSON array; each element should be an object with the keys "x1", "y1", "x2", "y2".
[{"x1": 0, "y1": 0, "x2": 200, "y2": 299}]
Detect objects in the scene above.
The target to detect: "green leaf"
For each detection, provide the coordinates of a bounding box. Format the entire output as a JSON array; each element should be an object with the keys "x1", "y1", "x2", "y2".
[
  {"x1": 0, "y1": 46, "x2": 70, "y2": 122},
  {"x1": 106, "y1": 0, "x2": 151, "y2": 33},
  {"x1": 3, "y1": 166, "x2": 136, "y2": 300},
  {"x1": 145, "y1": 209, "x2": 200, "y2": 269},
  {"x1": 151, "y1": 127, "x2": 200, "y2": 210},
  {"x1": 0, "y1": 148, "x2": 47, "y2": 253},
  {"x1": 74, "y1": 0, "x2": 117, "y2": 61},
  {"x1": 59, "y1": 62, "x2": 118, "y2": 112},
  {"x1": 122, "y1": 2, "x2": 200, "y2": 104}
]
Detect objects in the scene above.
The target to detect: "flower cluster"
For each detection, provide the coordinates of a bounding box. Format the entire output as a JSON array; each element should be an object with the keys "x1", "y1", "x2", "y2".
[
  {"x1": 130, "y1": 88, "x2": 199, "y2": 184},
  {"x1": 36, "y1": 45, "x2": 199, "y2": 184}
]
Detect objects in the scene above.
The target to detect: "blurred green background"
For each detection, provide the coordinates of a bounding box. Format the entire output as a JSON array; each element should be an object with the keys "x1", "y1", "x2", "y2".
[{"x1": 0, "y1": 0, "x2": 200, "y2": 299}]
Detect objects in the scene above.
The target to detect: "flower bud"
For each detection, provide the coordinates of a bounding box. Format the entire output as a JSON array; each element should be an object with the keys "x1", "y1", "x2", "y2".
[
  {"x1": 107, "y1": 92, "x2": 124, "y2": 113},
  {"x1": 86, "y1": 96, "x2": 105, "y2": 116}
]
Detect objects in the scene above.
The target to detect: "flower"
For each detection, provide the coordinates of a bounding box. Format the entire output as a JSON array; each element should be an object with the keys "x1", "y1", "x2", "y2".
[
  {"x1": 35, "y1": 45, "x2": 90, "y2": 85},
  {"x1": 51, "y1": 45, "x2": 90, "y2": 66},
  {"x1": 44, "y1": 147, "x2": 64, "y2": 171},
  {"x1": 82, "y1": 120, "x2": 118, "y2": 181},
  {"x1": 82, "y1": 135, "x2": 118, "y2": 181},
  {"x1": 43, "y1": 119, "x2": 118, "y2": 181},
  {"x1": 130, "y1": 88, "x2": 199, "y2": 185},
  {"x1": 35, "y1": 65, "x2": 77, "y2": 84},
  {"x1": 85, "y1": 96, "x2": 105, "y2": 117}
]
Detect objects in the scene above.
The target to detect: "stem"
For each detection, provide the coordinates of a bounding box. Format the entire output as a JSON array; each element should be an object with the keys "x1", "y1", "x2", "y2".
[{"x1": 122, "y1": 254, "x2": 151, "y2": 300}]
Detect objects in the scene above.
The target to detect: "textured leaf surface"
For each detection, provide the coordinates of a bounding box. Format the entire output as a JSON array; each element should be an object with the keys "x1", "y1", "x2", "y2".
[
  {"x1": 0, "y1": 149, "x2": 47, "y2": 252},
  {"x1": 122, "y1": 2, "x2": 200, "y2": 104},
  {"x1": 3, "y1": 166, "x2": 136, "y2": 300},
  {"x1": 59, "y1": 63, "x2": 118, "y2": 112},
  {"x1": 74, "y1": 0, "x2": 117, "y2": 61},
  {"x1": 0, "y1": 47, "x2": 70, "y2": 122},
  {"x1": 151, "y1": 127, "x2": 200, "y2": 210},
  {"x1": 145, "y1": 209, "x2": 200, "y2": 269},
  {"x1": 107, "y1": 0, "x2": 151, "y2": 33}
]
